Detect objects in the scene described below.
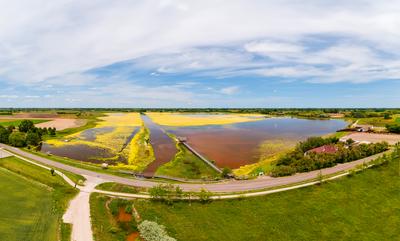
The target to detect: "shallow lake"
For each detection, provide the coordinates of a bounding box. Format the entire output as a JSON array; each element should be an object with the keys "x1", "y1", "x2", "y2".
[{"x1": 165, "y1": 117, "x2": 347, "y2": 169}]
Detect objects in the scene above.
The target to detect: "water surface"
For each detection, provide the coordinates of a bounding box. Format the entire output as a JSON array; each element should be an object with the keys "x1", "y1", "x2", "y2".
[{"x1": 166, "y1": 117, "x2": 347, "y2": 168}]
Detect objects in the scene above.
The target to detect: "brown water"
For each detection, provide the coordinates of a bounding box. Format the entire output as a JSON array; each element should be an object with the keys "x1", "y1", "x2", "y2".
[
  {"x1": 166, "y1": 117, "x2": 347, "y2": 169},
  {"x1": 141, "y1": 114, "x2": 177, "y2": 175},
  {"x1": 40, "y1": 143, "x2": 115, "y2": 163}
]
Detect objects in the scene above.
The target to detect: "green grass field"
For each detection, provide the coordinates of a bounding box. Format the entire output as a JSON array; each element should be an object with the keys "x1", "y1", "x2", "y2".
[
  {"x1": 129, "y1": 157, "x2": 400, "y2": 241},
  {"x1": 0, "y1": 156, "x2": 77, "y2": 241},
  {"x1": 156, "y1": 143, "x2": 219, "y2": 180},
  {"x1": 0, "y1": 119, "x2": 49, "y2": 127}
]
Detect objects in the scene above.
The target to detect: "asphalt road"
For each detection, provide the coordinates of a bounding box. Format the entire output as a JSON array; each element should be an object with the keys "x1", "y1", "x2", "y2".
[{"x1": 0, "y1": 143, "x2": 389, "y2": 193}]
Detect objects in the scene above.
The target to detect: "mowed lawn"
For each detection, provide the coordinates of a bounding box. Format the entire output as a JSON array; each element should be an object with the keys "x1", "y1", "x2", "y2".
[
  {"x1": 0, "y1": 168, "x2": 58, "y2": 241},
  {"x1": 134, "y1": 158, "x2": 400, "y2": 241}
]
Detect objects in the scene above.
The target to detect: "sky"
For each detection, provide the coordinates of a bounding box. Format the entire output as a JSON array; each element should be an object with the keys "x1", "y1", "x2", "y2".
[{"x1": 0, "y1": 0, "x2": 400, "y2": 108}]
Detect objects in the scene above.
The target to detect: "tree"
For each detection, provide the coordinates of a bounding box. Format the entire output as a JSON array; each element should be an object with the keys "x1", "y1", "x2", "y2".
[
  {"x1": 0, "y1": 126, "x2": 10, "y2": 144},
  {"x1": 7, "y1": 125, "x2": 15, "y2": 132},
  {"x1": 48, "y1": 127, "x2": 56, "y2": 136},
  {"x1": 221, "y1": 167, "x2": 232, "y2": 178},
  {"x1": 18, "y1": 120, "x2": 34, "y2": 132},
  {"x1": 138, "y1": 220, "x2": 176, "y2": 241},
  {"x1": 384, "y1": 113, "x2": 391, "y2": 119},
  {"x1": 197, "y1": 188, "x2": 212, "y2": 203},
  {"x1": 26, "y1": 131, "x2": 41, "y2": 146},
  {"x1": 386, "y1": 124, "x2": 400, "y2": 133},
  {"x1": 8, "y1": 132, "x2": 26, "y2": 147}
]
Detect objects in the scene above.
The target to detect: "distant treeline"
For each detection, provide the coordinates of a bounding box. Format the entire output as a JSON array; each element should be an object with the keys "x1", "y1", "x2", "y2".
[{"x1": 1, "y1": 108, "x2": 400, "y2": 114}]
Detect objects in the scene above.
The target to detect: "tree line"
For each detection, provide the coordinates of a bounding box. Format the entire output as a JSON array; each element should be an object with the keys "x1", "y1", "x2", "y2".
[
  {"x1": 271, "y1": 136, "x2": 389, "y2": 177},
  {"x1": 0, "y1": 120, "x2": 56, "y2": 147}
]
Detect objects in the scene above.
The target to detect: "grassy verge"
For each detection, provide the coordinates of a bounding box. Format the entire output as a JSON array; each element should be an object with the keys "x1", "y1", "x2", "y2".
[
  {"x1": 96, "y1": 182, "x2": 145, "y2": 194},
  {"x1": 130, "y1": 157, "x2": 400, "y2": 241},
  {"x1": 0, "y1": 156, "x2": 78, "y2": 241},
  {"x1": 156, "y1": 140, "x2": 219, "y2": 180},
  {"x1": 90, "y1": 193, "x2": 139, "y2": 241},
  {"x1": 0, "y1": 119, "x2": 49, "y2": 127}
]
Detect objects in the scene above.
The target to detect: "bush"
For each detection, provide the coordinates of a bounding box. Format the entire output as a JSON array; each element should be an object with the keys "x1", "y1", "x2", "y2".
[
  {"x1": 8, "y1": 132, "x2": 26, "y2": 147},
  {"x1": 386, "y1": 124, "x2": 400, "y2": 133},
  {"x1": 270, "y1": 165, "x2": 296, "y2": 177},
  {"x1": 138, "y1": 220, "x2": 176, "y2": 241},
  {"x1": 196, "y1": 188, "x2": 212, "y2": 203}
]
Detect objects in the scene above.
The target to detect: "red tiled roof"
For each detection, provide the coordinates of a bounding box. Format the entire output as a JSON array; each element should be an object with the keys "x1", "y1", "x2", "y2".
[{"x1": 307, "y1": 144, "x2": 338, "y2": 154}]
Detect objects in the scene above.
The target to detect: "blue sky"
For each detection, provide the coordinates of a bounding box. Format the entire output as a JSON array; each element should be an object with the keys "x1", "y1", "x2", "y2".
[{"x1": 0, "y1": 1, "x2": 400, "y2": 108}]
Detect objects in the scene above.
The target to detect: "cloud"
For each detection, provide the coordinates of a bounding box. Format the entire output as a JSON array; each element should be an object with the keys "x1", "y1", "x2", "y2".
[
  {"x1": 220, "y1": 86, "x2": 240, "y2": 95},
  {"x1": 0, "y1": 1, "x2": 399, "y2": 84}
]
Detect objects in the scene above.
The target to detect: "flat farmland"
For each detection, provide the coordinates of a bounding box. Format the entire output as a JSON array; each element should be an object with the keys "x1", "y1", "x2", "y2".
[{"x1": 0, "y1": 167, "x2": 58, "y2": 241}]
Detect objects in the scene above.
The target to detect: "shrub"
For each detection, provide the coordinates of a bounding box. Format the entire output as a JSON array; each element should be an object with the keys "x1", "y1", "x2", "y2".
[
  {"x1": 196, "y1": 188, "x2": 212, "y2": 203},
  {"x1": 386, "y1": 124, "x2": 400, "y2": 133},
  {"x1": 138, "y1": 220, "x2": 176, "y2": 241},
  {"x1": 270, "y1": 165, "x2": 296, "y2": 177},
  {"x1": 8, "y1": 132, "x2": 26, "y2": 147}
]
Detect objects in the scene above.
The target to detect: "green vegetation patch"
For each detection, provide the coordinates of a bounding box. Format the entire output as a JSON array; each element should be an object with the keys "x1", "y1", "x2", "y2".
[
  {"x1": 156, "y1": 142, "x2": 219, "y2": 180},
  {"x1": 0, "y1": 119, "x2": 49, "y2": 127},
  {"x1": 0, "y1": 156, "x2": 77, "y2": 240},
  {"x1": 96, "y1": 182, "x2": 143, "y2": 194},
  {"x1": 133, "y1": 157, "x2": 400, "y2": 241},
  {"x1": 90, "y1": 193, "x2": 139, "y2": 241}
]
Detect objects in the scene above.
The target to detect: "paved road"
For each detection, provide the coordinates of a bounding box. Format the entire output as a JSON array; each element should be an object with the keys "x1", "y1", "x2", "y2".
[{"x1": 0, "y1": 143, "x2": 389, "y2": 193}]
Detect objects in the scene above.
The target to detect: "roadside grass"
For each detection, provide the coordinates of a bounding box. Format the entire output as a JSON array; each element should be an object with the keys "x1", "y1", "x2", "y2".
[
  {"x1": 0, "y1": 156, "x2": 78, "y2": 241},
  {"x1": 90, "y1": 193, "x2": 139, "y2": 241},
  {"x1": 131, "y1": 157, "x2": 400, "y2": 241},
  {"x1": 96, "y1": 182, "x2": 144, "y2": 194},
  {"x1": 0, "y1": 119, "x2": 49, "y2": 127},
  {"x1": 156, "y1": 142, "x2": 219, "y2": 180}
]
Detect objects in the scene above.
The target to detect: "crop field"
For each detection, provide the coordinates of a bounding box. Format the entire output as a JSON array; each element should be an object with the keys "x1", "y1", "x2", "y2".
[
  {"x1": 146, "y1": 112, "x2": 266, "y2": 126},
  {"x1": 0, "y1": 156, "x2": 77, "y2": 241},
  {"x1": 130, "y1": 157, "x2": 400, "y2": 241}
]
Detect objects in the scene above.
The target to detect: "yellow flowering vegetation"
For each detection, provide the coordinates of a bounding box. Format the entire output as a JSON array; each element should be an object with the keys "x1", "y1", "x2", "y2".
[
  {"x1": 114, "y1": 124, "x2": 155, "y2": 171},
  {"x1": 233, "y1": 140, "x2": 295, "y2": 177},
  {"x1": 45, "y1": 112, "x2": 144, "y2": 164},
  {"x1": 146, "y1": 112, "x2": 266, "y2": 127}
]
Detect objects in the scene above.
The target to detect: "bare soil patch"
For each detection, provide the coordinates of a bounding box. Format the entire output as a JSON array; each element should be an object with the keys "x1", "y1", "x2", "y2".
[
  {"x1": 36, "y1": 119, "x2": 86, "y2": 130},
  {"x1": 126, "y1": 232, "x2": 139, "y2": 241},
  {"x1": 117, "y1": 207, "x2": 132, "y2": 222}
]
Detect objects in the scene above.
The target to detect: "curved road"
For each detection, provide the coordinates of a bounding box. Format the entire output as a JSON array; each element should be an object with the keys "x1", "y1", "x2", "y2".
[{"x1": 0, "y1": 143, "x2": 389, "y2": 193}]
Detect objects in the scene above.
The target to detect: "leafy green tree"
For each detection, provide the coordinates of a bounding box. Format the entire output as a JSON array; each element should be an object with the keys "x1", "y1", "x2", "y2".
[
  {"x1": 384, "y1": 113, "x2": 391, "y2": 119},
  {"x1": 197, "y1": 188, "x2": 212, "y2": 203},
  {"x1": 26, "y1": 131, "x2": 41, "y2": 146},
  {"x1": 221, "y1": 167, "x2": 232, "y2": 178},
  {"x1": 8, "y1": 132, "x2": 26, "y2": 147},
  {"x1": 18, "y1": 120, "x2": 34, "y2": 132},
  {"x1": 0, "y1": 126, "x2": 10, "y2": 144},
  {"x1": 386, "y1": 124, "x2": 400, "y2": 133},
  {"x1": 7, "y1": 125, "x2": 15, "y2": 132}
]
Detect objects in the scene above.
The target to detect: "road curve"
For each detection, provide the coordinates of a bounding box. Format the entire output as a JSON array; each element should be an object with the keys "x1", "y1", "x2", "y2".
[{"x1": 0, "y1": 143, "x2": 389, "y2": 193}]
